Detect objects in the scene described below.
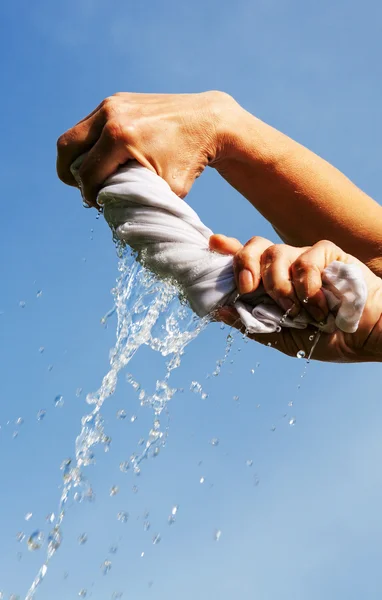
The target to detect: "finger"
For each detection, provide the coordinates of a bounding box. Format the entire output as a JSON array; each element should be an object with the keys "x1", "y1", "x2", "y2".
[
  {"x1": 56, "y1": 98, "x2": 120, "y2": 187},
  {"x1": 76, "y1": 121, "x2": 135, "y2": 207},
  {"x1": 216, "y1": 306, "x2": 340, "y2": 361},
  {"x1": 233, "y1": 236, "x2": 273, "y2": 294},
  {"x1": 291, "y1": 240, "x2": 347, "y2": 323},
  {"x1": 260, "y1": 245, "x2": 301, "y2": 316},
  {"x1": 209, "y1": 234, "x2": 243, "y2": 255},
  {"x1": 217, "y1": 306, "x2": 289, "y2": 351}
]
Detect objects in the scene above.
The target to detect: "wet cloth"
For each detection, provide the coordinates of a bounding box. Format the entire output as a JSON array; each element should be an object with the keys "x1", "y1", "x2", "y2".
[{"x1": 72, "y1": 160, "x2": 368, "y2": 335}]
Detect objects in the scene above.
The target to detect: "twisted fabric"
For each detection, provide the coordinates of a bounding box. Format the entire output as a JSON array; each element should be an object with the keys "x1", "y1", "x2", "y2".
[{"x1": 72, "y1": 160, "x2": 368, "y2": 335}]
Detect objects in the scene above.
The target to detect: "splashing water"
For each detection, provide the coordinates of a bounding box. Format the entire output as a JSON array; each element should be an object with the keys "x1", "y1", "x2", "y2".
[{"x1": 25, "y1": 246, "x2": 208, "y2": 599}]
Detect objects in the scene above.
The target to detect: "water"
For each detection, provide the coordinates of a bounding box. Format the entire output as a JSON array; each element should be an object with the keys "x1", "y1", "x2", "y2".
[{"x1": 25, "y1": 246, "x2": 208, "y2": 599}]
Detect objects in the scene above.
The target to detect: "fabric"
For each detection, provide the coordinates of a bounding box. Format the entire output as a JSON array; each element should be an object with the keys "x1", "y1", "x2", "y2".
[{"x1": 71, "y1": 160, "x2": 368, "y2": 335}]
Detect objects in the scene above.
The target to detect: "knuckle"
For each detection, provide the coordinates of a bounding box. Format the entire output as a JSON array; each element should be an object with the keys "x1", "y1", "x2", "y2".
[
  {"x1": 244, "y1": 235, "x2": 263, "y2": 247},
  {"x1": 103, "y1": 118, "x2": 125, "y2": 142},
  {"x1": 314, "y1": 239, "x2": 337, "y2": 253},
  {"x1": 260, "y1": 245, "x2": 281, "y2": 268},
  {"x1": 292, "y1": 257, "x2": 311, "y2": 279},
  {"x1": 101, "y1": 95, "x2": 122, "y2": 119}
]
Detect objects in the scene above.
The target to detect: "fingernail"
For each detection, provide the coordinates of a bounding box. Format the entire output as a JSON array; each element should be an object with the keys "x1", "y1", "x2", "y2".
[{"x1": 239, "y1": 269, "x2": 253, "y2": 295}]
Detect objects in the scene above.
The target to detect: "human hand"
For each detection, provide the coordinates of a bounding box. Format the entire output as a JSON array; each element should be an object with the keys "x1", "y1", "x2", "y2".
[
  {"x1": 56, "y1": 91, "x2": 236, "y2": 207},
  {"x1": 210, "y1": 235, "x2": 382, "y2": 363}
]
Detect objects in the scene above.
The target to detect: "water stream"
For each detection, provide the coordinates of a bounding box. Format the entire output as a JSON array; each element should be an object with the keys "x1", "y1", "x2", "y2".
[{"x1": 25, "y1": 245, "x2": 209, "y2": 599}]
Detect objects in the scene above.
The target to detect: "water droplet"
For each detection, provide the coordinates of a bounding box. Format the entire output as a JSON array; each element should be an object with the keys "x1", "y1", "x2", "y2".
[
  {"x1": 78, "y1": 590, "x2": 87, "y2": 598},
  {"x1": 143, "y1": 520, "x2": 150, "y2": 531},
  {"x1": 12, "y1": 431, "x2": 18, "y2": 439},
  {"x1": 48, "y1": 364, "x2": 53, "y2": 372},
  {"x1": 60, "y1": 458, "x2": 71, "y2": 470},
  {"x1": 109, "y1": 545, "x2": 118, "y2": 554},
  {"x1": 15, "y1": 417, "x2": 23, "y2": 426},
  {"x1": 303, "y1": 297, "x2": 309, "y2": 304},
  {"x1": 48, "y1": 525, "x2": 62, "y2": 553},
  {"x1": 119, "y1": 461, "x2": 130, "y2": 473},
  {"x1": 110, "y1": 486, "x2": 119, "y2": 497},
  {"x1": 210, "y1": 438, "x2": 219, "y2": 447},
  {"x1": 275, "y1": 325, "x2": 281, "y2": 333},
  {"x1": 27, "y1": 530, "x2": 44, "y2": 551},
  {"x1": 168, "y1": 504, "x2": 178, "y2": 525},
  {"x1": 16, "y1": 531, "x2": 25, "y2": 542},
  {"x1": 267, "y1": 342, "x2": 272, "y2": 347},
  {"x1": 112, "y1": 593, "x2": 123, "y2": 599},
  {"x1": 25, "y1": 512, "x2": 33, "y2": 521},
  {"x1": 288, "y1": 401, "x2": 293, "y2": 407},
  {"x1": 132, "y1": 485, "x2": 139, "y2": 494},
  {"x1": 296, "y1": 350, "x2": 306, "y2": 359},
  {"x1": 289, "y1": 417, "x2": 296, "y2": 426},
  {"x1": 233, "y1": 395, "x2": 239, "y2": 402},
  {"x1": 101, "y1": 559, "x2": 112, "y2": 575},
  {"x1": 190, "y1": 381, "x2": 201, "y2": 393},
  {"x1": 116, "y1": 409, "x2": 126, "y2": 420},
  {"x1": 130, "y1": 415, "x2": 137, "y2": 423},
  {"x1": 36, "y1": 290, "x2": 43, "y2": 298},
  {"x1": 117, "y1": 512, "x2": 129, "y2": 523},
  {"x1": 39, "y1": 346, "x2": 45, "y2": 354},
  {"x1": 133, "y1": 464, "x2": 141, "y2": 476},
  {"x1": 246, "y1": 459, "x2": 253, "y2": 467},
  {"x1": 152, "y1": 533, "x2": 161, "y2": 545},
  {"x1": 250, "y1": 368, "x2": 255, "y2": 374},
  {"x1": 199, "y1": 476, "x2": 205, "y2": 484},
  {"x1": 9, "y1": 595, "x2": 20, "y2": 600},
  {"x1": 76, "y1": 387, "x2": 83, "y2": 397},
  {"x1": 78, "y1": 533, "x2": 88, "y2": 545},
  {"x1": 54, "y1": 395, "x2": 64, "y2": 408},
  {"x1": 308, "y1": 334, "x2": 314, "y2": 341},
  {"x1": 46, "y1": 513, "x2": 55, "y2": 524},
  {"x1": 19, "y1": 300, "x2": 26, "y2": 309},
  {"x1": 214, "y1": 529, "x2": 222, "y2": 542},
  {"x1": 271, "y1": 425, "x2": 276, "y2": 432}
]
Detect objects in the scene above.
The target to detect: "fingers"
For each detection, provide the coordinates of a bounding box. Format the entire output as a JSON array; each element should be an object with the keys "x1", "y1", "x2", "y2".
[
  {"x1": 76, "y1": 121, "x2": 132, "y2": 207},
  {"x1": 260, "y1": 244, "x2": 302, "y2": 315},
  {"x1": 233, "y1": 236, "x2": 273, "y2": 294},
  {"x1": 56, "y1": 96, "x2": 121, "y2": 187},
  {"x1": 209, "y1": 234, "x2": 243, "y2": 255},
  {"x1": 291, "y1": 240, "x2": 347, "y2": 323}
]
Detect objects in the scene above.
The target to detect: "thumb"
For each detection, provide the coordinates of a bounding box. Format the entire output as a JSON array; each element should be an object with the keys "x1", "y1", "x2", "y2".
[{"x1": 209, "y1": 234, "x2": 243, "y2": 255}]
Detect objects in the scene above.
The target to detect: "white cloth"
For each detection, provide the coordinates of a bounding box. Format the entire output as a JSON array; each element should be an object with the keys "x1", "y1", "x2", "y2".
[{"x1": 72, "y1": 160, "x2": 368, "y2": 335}]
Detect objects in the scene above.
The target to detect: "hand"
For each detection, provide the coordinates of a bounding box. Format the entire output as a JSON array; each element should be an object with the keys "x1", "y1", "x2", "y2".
[
  {"x1": 209, "y1": 235, "x2": 382, "y2": 363},
  {"x1": 56, "y1": 91, "x2": 235, "y2": 207}
]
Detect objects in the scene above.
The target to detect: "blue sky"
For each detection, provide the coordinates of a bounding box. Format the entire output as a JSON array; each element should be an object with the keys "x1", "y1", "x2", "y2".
[{"x1": 1, "y1": 0, "x2": 382, "y2": 598}]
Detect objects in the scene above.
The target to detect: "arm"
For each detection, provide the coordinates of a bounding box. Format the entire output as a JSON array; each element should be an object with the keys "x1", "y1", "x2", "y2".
[
  {"x1": 56, "y1": 91, "x2": 382, "y2": 276},
  {"x1": 213, "y1": 101, "x2": 382, "y2": 277}
]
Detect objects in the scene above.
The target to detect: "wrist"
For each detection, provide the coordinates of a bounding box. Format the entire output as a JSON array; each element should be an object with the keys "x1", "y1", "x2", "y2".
[{"x1": 208, "y1": 95, "x2": 287, "y2": 171}]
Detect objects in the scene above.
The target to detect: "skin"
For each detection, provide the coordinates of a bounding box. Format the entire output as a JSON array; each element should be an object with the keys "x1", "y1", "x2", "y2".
[
  {"x1": 56, "y1": 91, "x2": 382, "y2": 362},
  {"x1": 209, "y1": 234, "x2": 382, "y2": 363}
]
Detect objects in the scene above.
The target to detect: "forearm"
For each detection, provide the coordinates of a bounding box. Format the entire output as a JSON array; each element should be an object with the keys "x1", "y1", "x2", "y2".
[{"x1": 212, "y1": 100, "x2": 382, "y2": 277}]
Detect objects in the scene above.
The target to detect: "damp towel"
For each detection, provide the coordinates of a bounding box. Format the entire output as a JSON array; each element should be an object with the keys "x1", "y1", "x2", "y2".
[{"x1": 71, "y1": 160, "x2": 368, "y2": 335}]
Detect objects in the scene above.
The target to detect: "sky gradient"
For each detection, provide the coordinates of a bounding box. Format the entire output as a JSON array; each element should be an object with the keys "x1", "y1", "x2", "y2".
[{"x1": 1, "y1": 0, "x2": 382, "y2": 598}]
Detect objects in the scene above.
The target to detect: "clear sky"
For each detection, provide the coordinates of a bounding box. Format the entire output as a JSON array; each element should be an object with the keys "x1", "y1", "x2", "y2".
[{"x1": 1, "y1": 0, "x2": 382, "y2": 598}]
